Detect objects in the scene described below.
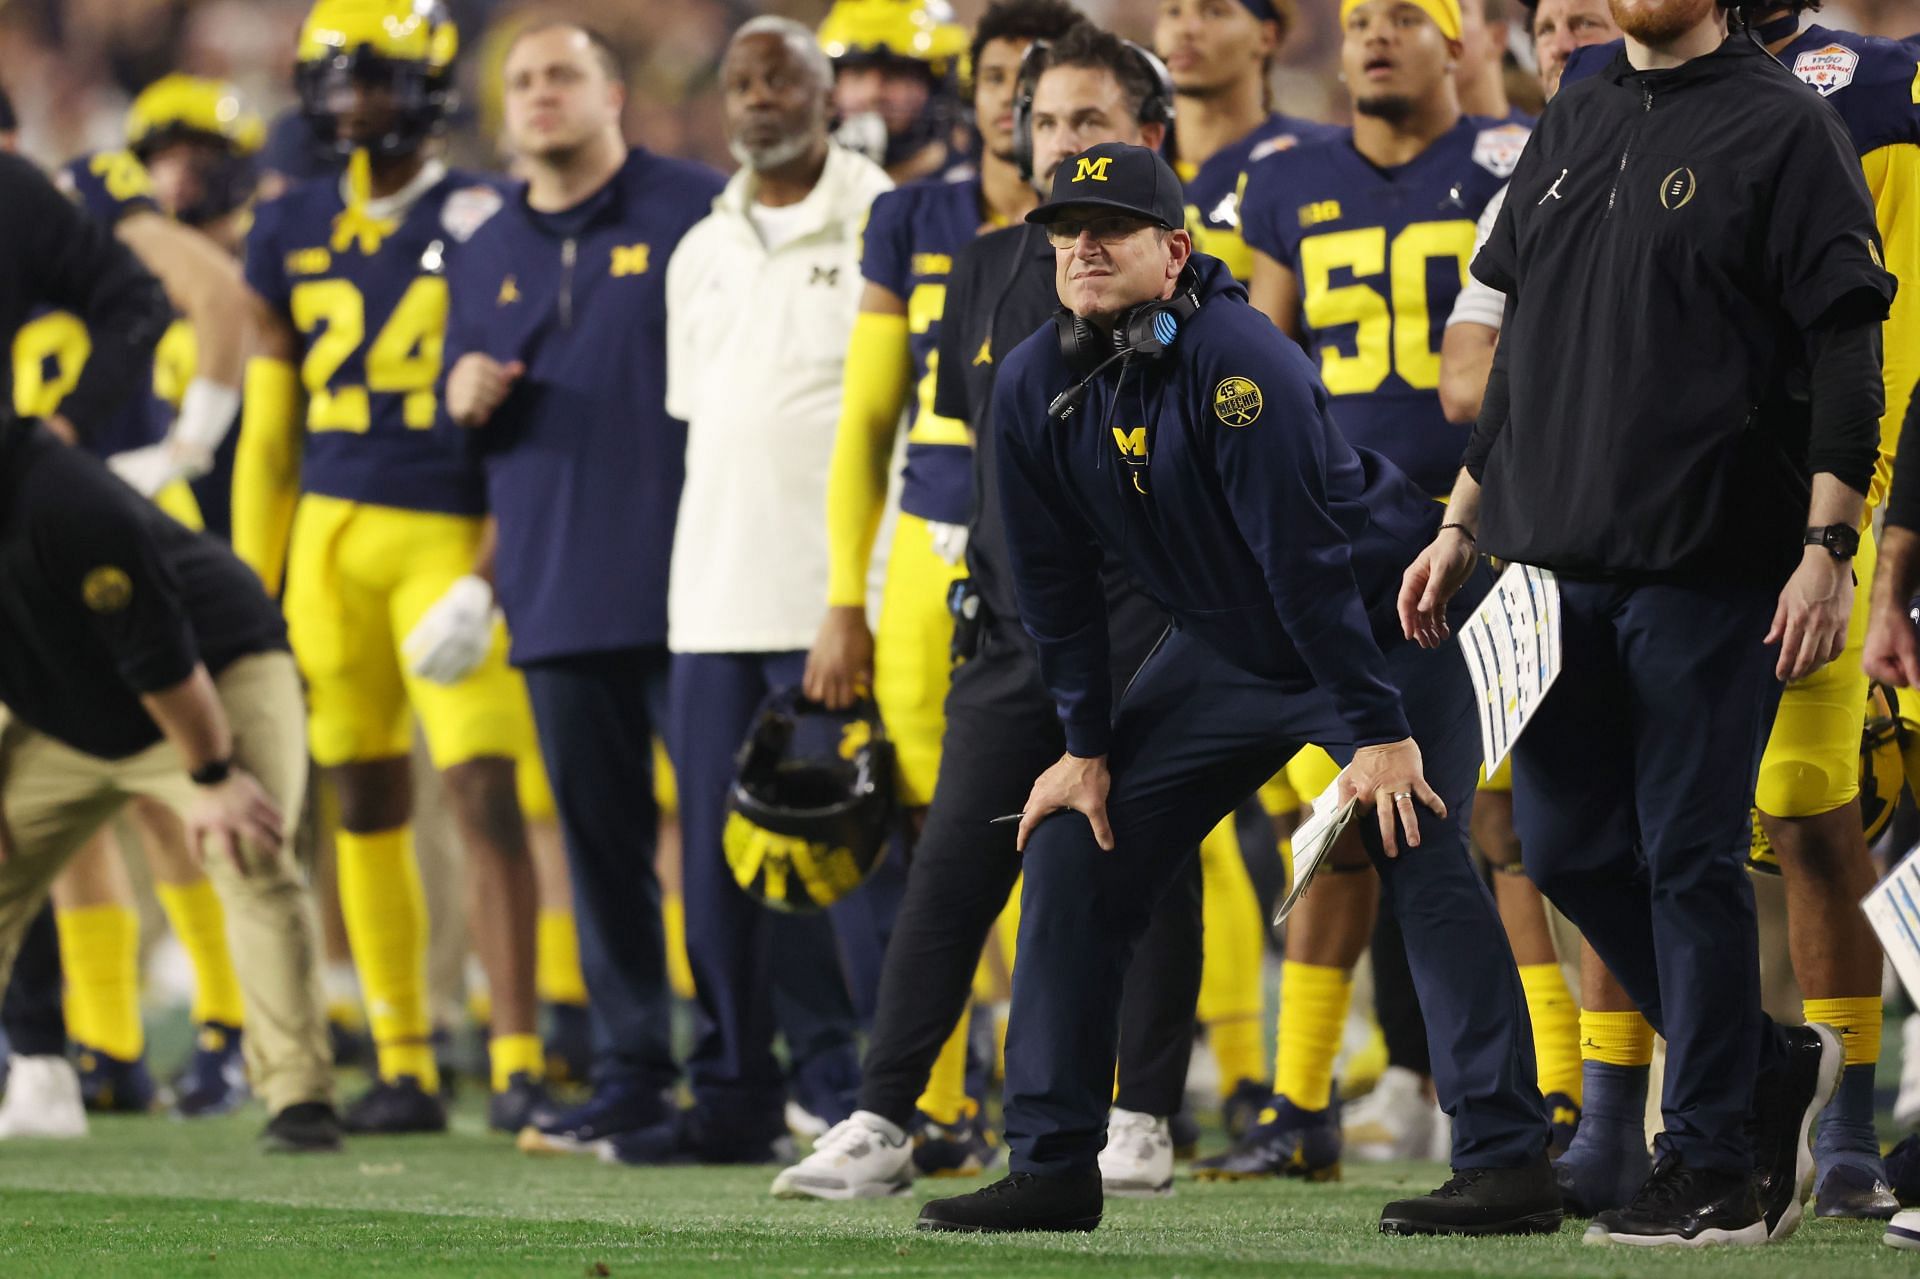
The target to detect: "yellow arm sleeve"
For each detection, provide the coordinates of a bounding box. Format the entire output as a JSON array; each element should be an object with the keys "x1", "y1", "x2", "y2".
[
  {"x1": 825, "y1": 310, "x2": 912, "y2": 607},
  {"x1": 232, "y1": 357, "x2": 302, "y2": 596},
  {"x1": 1863, "y1": 143, "x2": 1920, "y2": 512}
]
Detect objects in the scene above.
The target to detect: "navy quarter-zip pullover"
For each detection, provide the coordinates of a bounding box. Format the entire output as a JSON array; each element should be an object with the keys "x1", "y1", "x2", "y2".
[
  {"x1": 442, "y1": 147, "x2": 724, "y2": 664},
  {"x1": 993, "y1": 254, "x2": 1437, "y2": 759}
]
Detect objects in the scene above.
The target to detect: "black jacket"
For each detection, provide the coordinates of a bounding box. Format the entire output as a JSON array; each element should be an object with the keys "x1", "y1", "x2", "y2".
[
  {"x1": 1466, "y1": 33, "x2": 1893, "y2": 582},
  {"x1": 0, "y1": 422, "x2": 285, "y2": 758},
  {"x1": 0, "y1": 153, "x2": 170, "y2": 439}
]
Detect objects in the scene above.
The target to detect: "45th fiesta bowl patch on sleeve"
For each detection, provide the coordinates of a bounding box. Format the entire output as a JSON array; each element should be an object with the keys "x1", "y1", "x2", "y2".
[
  {"x1": 1792, "y1": 44, "x2": 1859, "y2": 96},
  {"x1": 1214, "y1": 377, "x2": 1263, "y2": 427}
]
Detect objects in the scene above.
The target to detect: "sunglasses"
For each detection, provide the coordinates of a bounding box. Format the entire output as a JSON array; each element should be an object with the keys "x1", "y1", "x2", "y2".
[{"x1": 1045, "y1": 213, "x2": 1159, "y2": 250}]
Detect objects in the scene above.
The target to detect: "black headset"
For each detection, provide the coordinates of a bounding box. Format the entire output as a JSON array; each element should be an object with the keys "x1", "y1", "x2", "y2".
[
  {"x1": 1046, "y1": 267, "x2": 1202, "y2": 421},
  {"x1": 1011, "y1": 38, "x2": 1177, "y2": 183}
]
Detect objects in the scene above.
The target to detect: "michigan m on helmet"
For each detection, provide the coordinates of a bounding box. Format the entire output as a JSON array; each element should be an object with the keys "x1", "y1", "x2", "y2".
[
  {"x1": 819, "y1": 0, "x2": 969, "y2": 169},
  {"x1": 723, "y1": 690, "x2": 896, "y2": 913},
  {"x1": 296, "y1": 0, "x2": 459, "y2": 158},
  {"x1": 126, "y1": 75, "x2": 264, "y2": 225}
]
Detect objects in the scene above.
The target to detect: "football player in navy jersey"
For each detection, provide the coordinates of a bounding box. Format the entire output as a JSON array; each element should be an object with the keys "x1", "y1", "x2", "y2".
[
  {"x1": 805, "y1": 0, "x2": 1081, "y2": 1175},
  {"x1": 1194, "y1": 0, "x2": 1529, "y2": 1181},
  {"x1": 1156, "y1": 0, "x2": 1342, "y2": 283},
  {"x1": 234, "y1": 0, "x2": 553, "y2": 1137}
]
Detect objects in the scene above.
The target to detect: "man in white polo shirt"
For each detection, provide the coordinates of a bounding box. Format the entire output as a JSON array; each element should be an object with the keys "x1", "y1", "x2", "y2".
[{"x1": 660, "y1": 15, "x2": 894, "y2": 1163}]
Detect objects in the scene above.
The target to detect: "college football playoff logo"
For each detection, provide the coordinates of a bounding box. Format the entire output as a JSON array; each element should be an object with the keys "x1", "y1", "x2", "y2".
[{"x1": 1658, "y1": 167, "x2": 1697, "y2": 212}]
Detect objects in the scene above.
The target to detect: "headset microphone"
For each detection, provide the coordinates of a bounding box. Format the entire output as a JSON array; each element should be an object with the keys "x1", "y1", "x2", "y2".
[{"x1": 1047, "y1": 347, "x2": 1133, "y2": 421}]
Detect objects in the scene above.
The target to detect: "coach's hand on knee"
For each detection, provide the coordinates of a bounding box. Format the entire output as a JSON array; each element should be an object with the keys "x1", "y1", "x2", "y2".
[
  {"x1": 1340, "y1": 738, "x2": 1444, "y2": 858},
  {"x1": 1015, "y1": 753, "x2": 1113, "y2": 853},
  {"x1": 803, "y1": 606, "x2": 874, "y2": 711},
  {"x1": 186, "y1": 767, "x2": 285, "y2": 876}
]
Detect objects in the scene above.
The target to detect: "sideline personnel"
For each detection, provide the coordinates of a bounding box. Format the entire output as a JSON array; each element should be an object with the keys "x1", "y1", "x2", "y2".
[
  {"x1": 440, "y1": 21, "x2": 724, "y2": 1160},
  {"x1": 918, "y1": 141, "x2": 1554, "y2": 1236},
  {"x1": 1401, "y1": 4, "x2": 1893, "y2": 1248},
  {"x1": 0, "y1": 417, "x2": 338, "y2": 1153}
]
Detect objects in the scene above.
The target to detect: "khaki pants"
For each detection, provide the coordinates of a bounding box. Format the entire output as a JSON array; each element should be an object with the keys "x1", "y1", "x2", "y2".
[{"x1": 0, "y1": 651, "x2": 332, "y2": 1112}]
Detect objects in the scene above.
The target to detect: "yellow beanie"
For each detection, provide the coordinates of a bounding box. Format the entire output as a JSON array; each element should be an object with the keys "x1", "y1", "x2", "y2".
[{"x1": 1341, "y1": 0, "x2": 1462, "y2": 42}]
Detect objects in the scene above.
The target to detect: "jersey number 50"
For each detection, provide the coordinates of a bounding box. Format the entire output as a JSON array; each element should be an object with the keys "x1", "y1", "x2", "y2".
[
  {"x1": 290, "y1": 276, "x2": 447, "y2": 432},
  {"x1": 1298, "y1": 221, "x2": 1475, "y2": 396}
]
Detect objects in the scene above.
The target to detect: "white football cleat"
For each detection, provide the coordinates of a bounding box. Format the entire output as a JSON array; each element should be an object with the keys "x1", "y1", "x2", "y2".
[
  {"x1": 1100, "y1": 1108, "x2": 1174, "y2": 1198},
  {"x1": 770, "y1": 1110, "x2": 912, "y2": 1200},
  {"x1": 1885, "y1": 1208, "x2": 1920, "y2": 1250},
  {"x1": 1342, "y1": 1066, "x2": 1433, "y2": 1162},
  {"x1": 0, "y1": 1055, "x2": 88, "y2": 1139}
]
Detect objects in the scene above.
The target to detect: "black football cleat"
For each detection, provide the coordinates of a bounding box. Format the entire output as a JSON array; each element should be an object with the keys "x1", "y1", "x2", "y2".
[
  {"x1": 74, "y1": 1044, "x2": 159, "y2": 1114},
  {"x1": 1221, "y1": 1079, "x2": 1271, "y2": 1144},
  {"x1": 489, "y1": 1071, "x2": 560, "y2": 1134},
  {"x1": 261, "y1": 1101, "x2": 345, "y2": 1154},
  {"x1": 1814, "y1": 1158, "x2": 1899, "y2": 1220},
  {"x1": 1748, "y1": 1022, "x2": 1840, "y2": 1242},
  {"x1": 174, "y1": 1022, "x2": 250, "y2": 1118},
  {"x1": 1191, "y1": 1097, "x2": 1341, "y2": 1181},
  {"x1": 917, "y1": 1169, "x2": 1103, "y2": 1233},
  {"x1": 341, "y1": 1075, "x2": 448, "y2": 1134},
  {"x1": 1542, "y1": 1090, "x2": 1581, "y2": 1161},
  {"x1": 1585, "y1": 1157, "x2": 1765, "y2": 1247},
  {"x1": 1379, "y1": 1153, "x2": 1563, "y2": 1237}
]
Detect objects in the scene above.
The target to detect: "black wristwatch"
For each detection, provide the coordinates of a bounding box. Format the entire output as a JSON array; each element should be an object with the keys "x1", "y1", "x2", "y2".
[
  {"x1": 190, "y1": 757, "x2": 232, "y2": 787},
  {"x1": 1804, "y1": 523, "x2": 1861, "y2": 560}
]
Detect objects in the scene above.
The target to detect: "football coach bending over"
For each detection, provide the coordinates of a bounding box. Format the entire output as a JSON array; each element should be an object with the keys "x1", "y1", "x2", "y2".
[{"x1": 917, "y1": 142, "x2": 1554, "y2": 1237}]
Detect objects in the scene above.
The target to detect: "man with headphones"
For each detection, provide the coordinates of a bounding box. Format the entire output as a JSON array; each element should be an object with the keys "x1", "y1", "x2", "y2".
[
  {"x1": 771, "y1": 22, "x2": 1208, "y2": 1205},
  {"x1": 917, "y1": 140, "x2": 1557, "y2": 1236}
]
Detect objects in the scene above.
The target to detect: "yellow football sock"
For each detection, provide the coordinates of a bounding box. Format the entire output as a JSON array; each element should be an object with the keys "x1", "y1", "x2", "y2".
[
  {"x1": 491, "y1": 1032, "x2": 545, "y2": 1092},
  {"x1": 58, "y1": 904, "x2": 143, "y2": 1060},
  {"x1": 1198, "y1": 815, "x2": 1267, "y2": 1093},
  {"x1": 1209, "y1": 1016, "x2": 1267, "y2": 1096},
  {"x1": 154, "y1": 879, "x2": 245, "y2": 1028},
  {"x1": 915, "y1": 1009, "x2": 978, "y2": 1126},
  {"x1": 1579, "y1": 1009, "x2": 1655, "y2": 1068},
  {"x1": 1518, "y1": 963, "x2": 1582, "y2": 1102},
  {"x1": 1803, "y1": 995, "x2": 1882, "y2": 1067},
  {"x1": 336, "y1": 826, "x2": 438, "y2": 1089},
  {"x1": 1275, "y1": 961, "x2": 1351, "y2": 1111},
  {"x1": 663, "y1": 890, "x2": 694, "y2": 1001},
  {"x1": 536, "y1": 908, "x2": 587, "y2": 1006}
]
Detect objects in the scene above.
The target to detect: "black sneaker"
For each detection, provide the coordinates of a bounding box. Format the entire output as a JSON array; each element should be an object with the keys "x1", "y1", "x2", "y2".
[
  {"x1": 261, "y1": 1101, "x2": 345, "y2": 1153},
  {"x1": 518, "y1": 1079, "x2": 671, "y2": 1155},
  {"x1": 917, "y1": 1169, "x2": 1103, "y2": 1233},
  {"x1": 1586, "y1": 1156, "x2": 1766, "y2": 1247},
  {"x1": 1749, "y1": 1022, "x2": 1841, "y2": 1242},
  {"x1": 1886, "y1": 1133, "x2": 1920, "y2": 1206},
  {"x1": 1379, "y1": 1152, "x2": 1563, "y2": 1237},
  {"x1": 488, "y1": 1072, "x2": 559, "y2": 1133},
  {"x1": 1543, "y1": 1091, "x2": 1581, "y2": 1160},
  {"x1": 341, "y1": 1076, "x2": 448, "y2": 1134}
]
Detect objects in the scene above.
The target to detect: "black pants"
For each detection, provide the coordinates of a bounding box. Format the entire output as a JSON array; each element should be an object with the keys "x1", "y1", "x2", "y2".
[
  {"x1": 1514, "y1": 576, "x2": 1786, "y2": 1173},
  {"x1": 1372, "y1": 901, "x2": 1431, "y2": 1077},
  {"x1": 858, "y1": 604, "x2": 1202, "y2": 1126},
  {"x1": 0, "y1": 905, "x2": 64, "y2": 1056},
  {"x1": 521, "y1": 647, "x2": 678, "y2": 1097}
]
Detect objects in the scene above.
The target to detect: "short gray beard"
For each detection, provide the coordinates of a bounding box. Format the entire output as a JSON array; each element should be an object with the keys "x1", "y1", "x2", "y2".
[{"x1": 730, "y1": 126, "x2": 821, "y2": 172}]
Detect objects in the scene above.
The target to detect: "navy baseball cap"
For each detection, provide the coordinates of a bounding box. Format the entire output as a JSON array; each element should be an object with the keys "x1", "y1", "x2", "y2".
[{"x1": 1026, "y1": 141, "x2": 1186, "y2": 232}]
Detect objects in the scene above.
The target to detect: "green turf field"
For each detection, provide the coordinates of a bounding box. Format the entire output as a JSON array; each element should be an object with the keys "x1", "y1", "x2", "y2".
[{"x1": 0, "y1": 1099, "x2": 1899, "y2": 1279}]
